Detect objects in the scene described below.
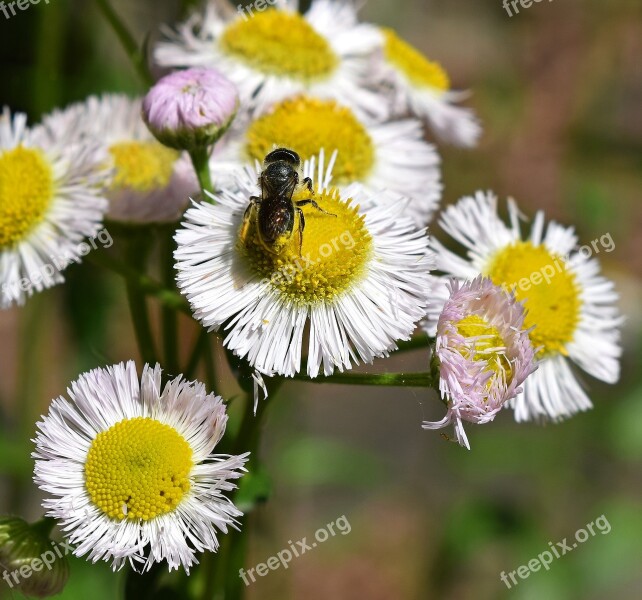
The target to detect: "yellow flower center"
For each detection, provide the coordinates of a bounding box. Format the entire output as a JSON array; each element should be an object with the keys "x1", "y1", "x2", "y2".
[
  {"x1": 382, "y1": 28, "x2": 450, "y2": 91},
  {"x1": 0, "y1": 146, "x2": 54, "y2": 249},
  {"x1": 239, "y1": 187, "x2": 373, "y2": 305},
  {"x1": 485, "y1": 241, "x2": 581, "y2": 357},
  {"x1": 84, "y1": 417, "x2": 193, "y2": 521},
  {"x1": 455, "y1": 314, "x2": 512, "y2": 384},
  {"x1": 245, "y1": 97, "x2": 376, "y2": 185},
  {"x1": 220, "y1": 10, "x2": 338, "y2": 81},
  {"x1": 109, "y1": 141, "x2": 179, "y2": 193}
]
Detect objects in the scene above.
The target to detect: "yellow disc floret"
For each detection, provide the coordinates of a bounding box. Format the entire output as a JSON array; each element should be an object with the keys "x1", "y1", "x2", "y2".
[
  {"x1": 245, "y1": 97, "x2": 376, "y2": 184},
  {"x1": 109, "y1": 141, "x2": 179, "y2": 193},
  {"x1": 220, "y1": 10, "x2": 338, "y2": 81},
  {"x1": 382, "y1": 28, "x2": 450, "y2": 91},
  {"x1": 485, "y1": 241, "x2": 581, "y2": 357},
  {"x1": 456, "y1": 314, "x2": 512, "y2": 383},
  {"x1": 0, "y1": 146, "x2": 54, "y2": 249},
  {"x1": 85, "y1": 417, "x2": 193, "y2": 521},
  {"x1": 240, "y1": 187, "x2": 373, "y2": 305}
]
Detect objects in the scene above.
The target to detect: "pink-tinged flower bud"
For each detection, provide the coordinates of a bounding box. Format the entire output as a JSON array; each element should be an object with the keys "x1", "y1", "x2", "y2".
[
  {"x1": 423, "y1": 277, "x2": 537, "y2": 449},
  {"x1": 142, "y1": 68, "x2": 239, "y2": 151}
]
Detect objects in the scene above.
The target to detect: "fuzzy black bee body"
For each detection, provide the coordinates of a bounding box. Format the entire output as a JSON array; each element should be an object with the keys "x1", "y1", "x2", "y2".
[{"x1": 240, "y1": 148, "x2": 335, "y2": 255}]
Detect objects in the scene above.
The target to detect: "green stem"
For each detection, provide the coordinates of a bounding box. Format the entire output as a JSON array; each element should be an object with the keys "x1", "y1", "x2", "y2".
[
  {"x1": 160, "y1": 228, "x2": 179, "y2": 375},
  {"x1": 202, "y1": 378, "x2": 280, "y2": 600},
  {"x1": 94, "y1": 0, "x2": 152, "y2": 86},
  {"x1": 189, "y1": 147, "x2": 214, "y2": 200},
  {"x1": 291, "y1": 371, "x2": 436, "y2": 387},
  {"x1": 86, "y1": 251, "x2": 191, "y2": 315},
  {"x1": 125, "y1": 238, "x2": 157, "y2": 365}
]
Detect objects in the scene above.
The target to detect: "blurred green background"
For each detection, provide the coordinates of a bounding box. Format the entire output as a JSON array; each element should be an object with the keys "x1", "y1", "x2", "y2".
[{"x1": 1, "y1": 0, "x2": 641, "y2": 598}]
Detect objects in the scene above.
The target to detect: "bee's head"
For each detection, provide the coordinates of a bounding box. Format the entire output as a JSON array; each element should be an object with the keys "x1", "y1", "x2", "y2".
[{"x1": 264, "y1": 148, "x2": 301, "y2": 169}]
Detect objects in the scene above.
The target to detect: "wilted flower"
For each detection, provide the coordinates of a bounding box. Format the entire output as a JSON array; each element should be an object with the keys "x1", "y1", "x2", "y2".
[{"x1": 424, "y1": 277, "x2": 536, "y2": 449}]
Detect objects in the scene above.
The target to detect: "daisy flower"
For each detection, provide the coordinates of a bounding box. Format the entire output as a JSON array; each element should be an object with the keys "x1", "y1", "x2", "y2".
[
  {"x1": 374, "y1": 27, "x2": 482, "y2": 147},
  {"x1": 423, "y1": 277, "x2": 536, "y2": 449},
  {"x1": 48, "y1": 94, "x2": 198, "y2": 224},
  {"x1": 426, "y1": 191, "x2": 623, "y2": 422},
  {"x1": 0, "y1": 107, "x2": 108, "y2": 309},
  {"x1": 174, "y1": 156, "x2": 433, "y2": 378},
  {"x1": 154, "y1": 0, "x2": 385, "y2": 118},
  {"x1": 213, "y1": 95, "x2": 442, "y2": 225},
  {"x1": 33, "y1": 362, "x2": 248, "y2": 572}
]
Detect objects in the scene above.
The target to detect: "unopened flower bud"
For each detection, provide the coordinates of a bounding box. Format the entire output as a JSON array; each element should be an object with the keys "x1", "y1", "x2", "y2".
[
  {"x1": 142, "y1": 68, "x2": 239, "y2": 151},
  {"x1": 0, "y1": 517, "x2": 69, "y2": 598}
]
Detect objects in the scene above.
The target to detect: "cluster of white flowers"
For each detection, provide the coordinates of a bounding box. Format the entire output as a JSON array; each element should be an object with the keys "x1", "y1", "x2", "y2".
[{"x1": 0, "y1": 0, "x2": 621, "y2": 579}]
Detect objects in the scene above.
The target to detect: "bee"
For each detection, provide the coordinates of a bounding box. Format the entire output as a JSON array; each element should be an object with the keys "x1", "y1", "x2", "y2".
[{"x1": 239, "y1": 148, "x2": 335, "y2": 255}]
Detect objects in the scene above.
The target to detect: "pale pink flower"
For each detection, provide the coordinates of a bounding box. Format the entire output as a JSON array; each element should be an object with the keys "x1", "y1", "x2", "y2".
[
  {"x1": 143, "y1": 68, "x2": 239, "y2": 150},
  {"x1": 424, "y1": 277, "x2": 536, "y2": 449}
]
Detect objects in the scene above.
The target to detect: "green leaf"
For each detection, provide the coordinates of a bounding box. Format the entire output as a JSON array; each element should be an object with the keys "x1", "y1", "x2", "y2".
[{"x1": 235, "y1": 466, "x2": 272, "y2": 513}]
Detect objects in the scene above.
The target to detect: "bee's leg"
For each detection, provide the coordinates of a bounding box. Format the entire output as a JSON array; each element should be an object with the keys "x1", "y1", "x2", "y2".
[
  {"x1": 238, "y1": 197, "x2": 261, "y2": 246},
  {"x1": 296, "y1": 198, "x2": 337, "y2": 218},
  {"x1": 296, "y1": 207, "x2": 305, "y2": 257},
  {"x1": 301, "y1": 177, "x2": 315, "y2": 195}
]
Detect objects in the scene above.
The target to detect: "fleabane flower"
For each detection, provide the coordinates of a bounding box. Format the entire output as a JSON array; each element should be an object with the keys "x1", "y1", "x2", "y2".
[
  {"x1": 142, "y1": 67, "x2": 239, "y2": 151},
  {"x1": 426, "y1": 192, "x2": 623, "y2": 422},
  {"x1": 424, "y1": 277, "x2": 536, "y2": 449},
  {"x1": 49, "y1": 94, "x2": 198, "y2": 224},
  {"x1": 33, "y1": 362, "x2": 248, "y2": 572},
  {"x1": 0, "y1": 107, "x2": 108, "y2": 309},
  {"x1": 174, "y1": 158, "x2": 433, "y2": 378},
  {"x1": 214, "y1": 95, "x2": 442, "y2": 225},
  {"x1": 154, "y1": 0, "x2": 385, "y2": 118},
  {"x1": 374, "y1": 27, "x2": 482, "y2": 147}
]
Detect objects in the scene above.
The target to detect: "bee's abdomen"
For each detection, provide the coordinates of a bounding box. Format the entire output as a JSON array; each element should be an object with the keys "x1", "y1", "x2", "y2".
[{"x1": 259, "y1": 200, "x2": 295, "y2": 244}]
